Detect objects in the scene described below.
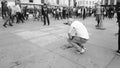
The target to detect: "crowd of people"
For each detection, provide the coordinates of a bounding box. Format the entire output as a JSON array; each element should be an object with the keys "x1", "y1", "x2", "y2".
[
  {"x1": 1, "y1": 0, "x2": 117, "y2": 28},
  {"x1": 1, "y1": 0, "x2": 28, "y2": 27}
]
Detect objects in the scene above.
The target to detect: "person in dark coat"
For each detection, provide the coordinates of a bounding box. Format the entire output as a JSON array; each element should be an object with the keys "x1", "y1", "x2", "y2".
[
  {"x1": 116, "y1": 2, "x2": 120, "y2": 54},
  {"x1": 42, "y1": 3, "x2": 50, "y2": 25},
  {"x1": 1, "y1": 0, "x2": 6, "y2": 19},
  {"x1": 108, "y1": 5, "x2": 115, "y2": 19},
  {"x1": 3, "y1": 1, "x2": 13, "y2": 28},
  {"x1": 82, "y1": 7, "x2": 86, "y2": 20}
]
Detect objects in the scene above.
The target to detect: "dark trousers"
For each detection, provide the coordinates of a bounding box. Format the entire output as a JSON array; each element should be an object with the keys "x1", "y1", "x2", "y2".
[
  {"x1": 43, "y1": 14, "x2": 50, "y2": 25},
  {"x1": 3, "y1": 16, "x2": 13, "y2": 27},
  {"x1": 10, "y1": 15, "x2": 16, "y2": 23},
  {"x1": 2, "y1": 10, "x2": 7, "y2": 19},
  {"x1": 59, "y1": 12, "x2": 63, "y2": 19},
  {"x1": 118, "y1": 22, "x2": 120, "y2": 51},
  {"x1": 2, "y1": 10, "x2": 4, "y2": 19},
  {"x1": 83, "y1": 13, "x2": 86, "y2": 20},
  {"x1": 55, "y1": 13, "x2": 59, "y2": 20},
  {"x1": 16, "y1": 12, "x2": 24, "y2": 23}
]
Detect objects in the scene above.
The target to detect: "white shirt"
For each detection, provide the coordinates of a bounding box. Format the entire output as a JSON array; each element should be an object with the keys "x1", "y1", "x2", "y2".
[
  {"x1": 11, "y1": 6, "x2": 16, "y2": 15},
  {"x1": 78, "y1": 9, "x2": 81, "y2": 13},
  {"x1": 69, "y1": 21, "x2": 89, "y2": 39},
  {"x1": 15, "y1": 5, "x2": 21, "y2": 12}
]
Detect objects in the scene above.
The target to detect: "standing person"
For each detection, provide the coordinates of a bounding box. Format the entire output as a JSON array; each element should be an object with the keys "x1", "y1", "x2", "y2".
[
  {"x1": 109, "y1": 5, "x2": 115, "y2": 19},
  {"x1": 78, "y1": 8, "x2": 81, "y2": 18},
  {"x1": 10, "y1": 5, "x2": 16, "y2": 23},
  {"x1": 15, "y1": 3, "x2": 24, "y2": 23},
  {"x1": 59, "y1": 7, "x2": 63, "y2": 19},
  {"x1": 33, "y1": 7, "x2": 39, "y2": 21},
  {"x1": 116, "y1": 2, "x2": 120, "y2": 54},
  {"x1": 42, "y1": 3, "x2": 50, "y2": 25},
  {"x1": 103, "y1": 7, "x2": 107, "y2": 19},
  {"x1": 82, "y1": 7, "x2": 86, "y2": 20},
  {"x1": 95, "y1": 3, "x2": 105, "y2": 30},
  {"x1": 55, "y1": 7, "x2": 60, "y2": 20},
  {"x1": 66, "y1": 18, "x2": 89, "y2": 54},
  {"x1": 62, "y1": 7, "x2": 66, "y2": 19},
  {"x1": 1, "y1": 0, "x2": 6, "y2": 19}
]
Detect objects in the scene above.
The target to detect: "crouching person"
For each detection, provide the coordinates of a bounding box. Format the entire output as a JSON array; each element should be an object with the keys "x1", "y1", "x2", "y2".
[{"x1": 67, "y1": 18, "x2": 89, "y2": 54}]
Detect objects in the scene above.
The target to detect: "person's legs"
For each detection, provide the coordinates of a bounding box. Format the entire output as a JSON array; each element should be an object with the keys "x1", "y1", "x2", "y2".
[
  {"x1": 95, "y1": 14, "x2": 99, "y2": 27},
  {"x1": 67, "y1": 38, "x2": 76, "y2": 48},
  {"x1": 16, "y1": 12, "x2": 20, "y2": 23},
  {"x1": 19, "y1": 13, "x2": 24, "y2": 23},
  {"x1": 68, "y1": 36, "x2": 87, "y2": 53},
  {"x1": 97, "y1": 15, "x2": 100, "y2": 27},
  {"x1": 46, "y1": 15, "x2": 50, "y2": 25},
  {"x1": 2, "y1": 10, "x2": 5, "y2": 19},
  {"x1": 11, "y1": 15, "x2": 14, "y2": 23},
  {"x1": 43, "y1": 15, "x2": 46, "y2": 25},
  {"x1": 3, "y1": 18, "x2": 9, "y2": 28},
  {"x1": 72, "y1": 37, "x2": 87, "y2": 48},
  {"x1": 8, "y1": 17, "x2": 13, "y2": 26},
  {"x1": 117, "y1": 22, "x2": 120, "y2": 53},
  {"x1": 67, "y1": 38, "x2": 83, "y2": 52},
  {"x1": 118, "y1": 32, "x2": 120, "y2": 52}
]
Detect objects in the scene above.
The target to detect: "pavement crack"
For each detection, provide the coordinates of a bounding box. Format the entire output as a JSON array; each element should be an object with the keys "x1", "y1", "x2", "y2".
[
  {"x1": 105, "y1": 54, "x2": 116, "y2": 68},
  {"x1": 10, "y1": 61, "x2": 21, "y2": 68},
  {"x1": 46, "y1": 49, "x2": 86, "y2": 68}
]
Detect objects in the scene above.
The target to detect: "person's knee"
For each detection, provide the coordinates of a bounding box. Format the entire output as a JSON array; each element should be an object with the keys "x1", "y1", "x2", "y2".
[
  {"x1": 80, "y1": 39, "x2": 88, "y2": 44},
  {"x1": 67, "y1": 38, "x2": 71, "y2": 42}
]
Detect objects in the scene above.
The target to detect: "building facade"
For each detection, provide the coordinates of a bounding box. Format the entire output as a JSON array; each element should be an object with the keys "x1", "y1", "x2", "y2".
[
  {"x1": 76, "y1": 0, "x2": 101, "y2": 7},
  {"x1": 101, "y1": 0, "x2": 117, "y2": 5},
  {"x1": 1, "y1": 0, "x2": 120, "y2": 7},
  {"x1": 0, "y1": 0, "x2": 77, "y2": 7},
  {"x1": 19, "y1": 0, "x2": 70, "y2": 6},
  {"x1": 20, "y1": 0, "x2": 41, "y2": 4}
]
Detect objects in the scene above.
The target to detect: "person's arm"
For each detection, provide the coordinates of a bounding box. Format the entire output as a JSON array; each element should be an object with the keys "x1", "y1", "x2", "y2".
[
  {"x1": 116, "y1": 7, "x2": 120, "y2": 23},
  {"x1": 68, "y1": 26, "x2": 74, "y2": 40}
]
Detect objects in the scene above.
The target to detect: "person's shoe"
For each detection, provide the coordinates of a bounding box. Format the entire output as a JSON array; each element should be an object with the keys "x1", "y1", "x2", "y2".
[
  {"x1": 98, "y1": 28, "x2": 106, "y2": 30},
  {"x1": 116, "y1": 50, "x2": 120, "y2": 53},
  {"x1": 80, "y1": 48, "x2": 86, "y2": 54},
  {"x1": 76, "y1": 50, "x2": 81, "y2": 52},
  {"x1": 9, "y1": 24, "x2": 13, "y2": 26},
  {"x1": 3, "y1": 25, "x2": 7, "y2": 28},
  {"x1": 115, "y1": 33, "x2": 118, "y2": 36},
  {"x1": 83, "y1": 48, "x2": 86, "y2": 50},
  {"x1": 95, "y1": 25, "x2": 99, "y2": 27},
  {"x1": 116, "y1": 50, "x2": 120, "y2": 55},
  {"x1": 66, "y1": 46, "x2": 73, "y2": 48}
]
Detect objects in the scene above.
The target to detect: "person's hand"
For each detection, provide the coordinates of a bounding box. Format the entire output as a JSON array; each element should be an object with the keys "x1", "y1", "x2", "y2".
[{"x1": 68, "y1": 33, "x2": 72, "y2": 40}]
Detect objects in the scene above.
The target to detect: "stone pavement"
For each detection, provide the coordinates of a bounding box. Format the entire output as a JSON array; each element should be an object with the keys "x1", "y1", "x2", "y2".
[{"x1": 0, "y1": 17, "x2": 119, "y2": 68}]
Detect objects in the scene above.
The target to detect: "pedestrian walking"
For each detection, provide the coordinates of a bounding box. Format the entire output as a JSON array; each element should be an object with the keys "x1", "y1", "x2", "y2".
[
  {"x1": 15, "y1": 3, "x2": 24, "y2": 23},
  {"x1": 108, "y1": 5, "x2": 115, "y2": 19},
  {"x1": 10, "y1": 5, "x2": 16, "y2": 23},
  {"x1": 82, "y1": 7, "x2": 87, "y2": 20},
  {"x1": 1, "y1": 0, "x2": 6, "y2": 19},
  {"x1": 3, "y1": 1, "x2": 13, "y2": 28},
  {"x1": 42, "y1": 3, "x2": 50, "y2": 25},
  {"x1": 95, "y1": 3, "x2": 105, "y2": 30}
]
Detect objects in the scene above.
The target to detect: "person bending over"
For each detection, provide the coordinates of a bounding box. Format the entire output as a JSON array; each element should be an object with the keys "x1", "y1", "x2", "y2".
[{"x1": 67, "y1": 18, "x2": 89, "y2": 54}]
